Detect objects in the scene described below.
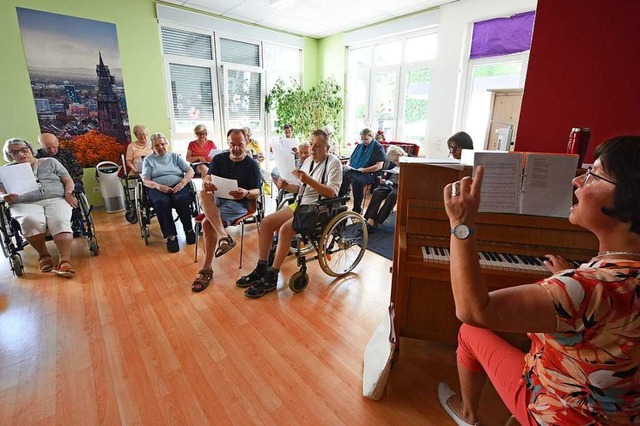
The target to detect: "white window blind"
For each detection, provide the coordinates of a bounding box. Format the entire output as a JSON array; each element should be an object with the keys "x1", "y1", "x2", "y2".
[
  {"x1": 168, "y1": 63, "x2": 214, "y2": 124},
  {"x1": 220, "y1": 38, "x2": 260, "y2": 67},
  {"x1": 161, "y1": 27, "x2": 212, "y2": 60},
  {"x1": 224, "y1": 68, "x2": 262, "y2": 129}
]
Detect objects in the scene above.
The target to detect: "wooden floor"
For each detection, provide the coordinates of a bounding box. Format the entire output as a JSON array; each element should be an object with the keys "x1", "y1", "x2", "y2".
[{"x1": 0, "y1": 208, "x2": 512, "y2": 425}]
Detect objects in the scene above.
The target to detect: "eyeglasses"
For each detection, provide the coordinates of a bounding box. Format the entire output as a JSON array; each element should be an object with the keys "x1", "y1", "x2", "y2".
[
  {"x1": 583, "y1": 166, "x2": 616, "y2": 186},
  {"x1": 448, "y1": 145, "x2": 459, "y2": 153},
  {"x1": 196, "y1": 131, "x2": 207, "y2": 136},
  {"x1": 10, "y1": 147, "x2": 31, "y2": 156}
]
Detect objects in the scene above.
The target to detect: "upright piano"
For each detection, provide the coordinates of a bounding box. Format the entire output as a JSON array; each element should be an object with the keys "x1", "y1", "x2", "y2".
[{"x1": 390, "y1": 160, "x2": 599, "y2": 350}]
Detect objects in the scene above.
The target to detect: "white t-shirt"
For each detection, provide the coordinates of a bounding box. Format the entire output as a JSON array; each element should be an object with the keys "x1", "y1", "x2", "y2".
[{"x1": 298, "y1": 155, "x2": 343, "y2": 205}]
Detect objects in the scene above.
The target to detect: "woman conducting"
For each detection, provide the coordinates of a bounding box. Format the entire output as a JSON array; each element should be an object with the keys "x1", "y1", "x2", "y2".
[
  {"x1": 1, "y1": 138, "x2": 78, "y2": 277},
  {"x1": 438, "y1": 135, "x2": 640, "y2": 425},
  {"x1": 141, "y1": 133, "x2": 196, "y2": 253}
]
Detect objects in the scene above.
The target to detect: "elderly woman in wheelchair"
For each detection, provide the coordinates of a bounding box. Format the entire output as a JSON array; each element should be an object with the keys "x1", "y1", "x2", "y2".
[
  {"x1": 238, "y1": 129, "x2": 368, "y2": 298},
  {"x1": 140, "y1": 133, "x2": 196, "y2": 253},
  {"x1": 1, "y1": 138, "x2": 79, "y2": 277}
]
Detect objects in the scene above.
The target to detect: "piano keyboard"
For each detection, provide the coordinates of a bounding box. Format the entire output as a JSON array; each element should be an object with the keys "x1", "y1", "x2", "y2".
[{"x1": 421, "y1": 246, "x2": 583, "y2": 274}]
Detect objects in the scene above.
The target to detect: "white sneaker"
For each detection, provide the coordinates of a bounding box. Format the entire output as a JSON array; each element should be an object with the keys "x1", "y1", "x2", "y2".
[{"x1": 437, "y1": 382, "x2": 479, "y2": 426}]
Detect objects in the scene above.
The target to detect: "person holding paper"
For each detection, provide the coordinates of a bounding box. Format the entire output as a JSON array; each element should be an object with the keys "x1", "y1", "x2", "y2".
[
  {"x1": 36, "y1": 133, "x2": 84, "y2": 191},
  {"x1": 141, "y1": 133, "x2": 196, "y2": 253},
  {"x1": 295, "y1": 142, "x2": 310, "y2": 168},
  {"x1": 447, "y1": 131, "x2": 474, "y2": 160},
  {"x1": 125, "y1": 124, "x2": 153, "y2": 175},
  {"x1": 187, "y1": 124, "x2": 217, "y2": 177},
  {"x1": 340, "y1": 127, "x2": 386, "y2": 214},
  {"x1": 364, "y1": 145, "x2": 406, "y2": 232},
  {"x1": 191, "y1": 128, "x2": 261, "y2": 293},
  {"x1": 237, "y1": 129, "x2": 342, "y2": 299},
  {"x1": 242, "y1": 127, "x2": 264, "y2": 163},
  {"x1": 438, "y1": 135, "x2": 640, "y2": 426},
  {"x1": 1, "y1": 138, "x2": 78, "y2": 277}
]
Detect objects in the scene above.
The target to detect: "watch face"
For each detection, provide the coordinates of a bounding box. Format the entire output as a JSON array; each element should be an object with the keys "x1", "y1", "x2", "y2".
[{"x1": 453, "y1": 224, "x2": 471, "y2": 239}]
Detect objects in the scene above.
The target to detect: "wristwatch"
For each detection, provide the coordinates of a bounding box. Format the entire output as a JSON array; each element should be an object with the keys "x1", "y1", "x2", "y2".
[{"x1": 451, "y1": 223, "x2": 474, "y2": 240}]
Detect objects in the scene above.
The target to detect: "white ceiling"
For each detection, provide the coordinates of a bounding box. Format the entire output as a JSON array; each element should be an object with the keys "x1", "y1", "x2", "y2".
[{"x1": 162, "y1": 0, "x2": 456, "y2": 38}]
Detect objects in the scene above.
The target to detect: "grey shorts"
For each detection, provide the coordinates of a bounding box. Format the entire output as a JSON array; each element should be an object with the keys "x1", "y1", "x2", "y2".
[{"x1": 215, "y1": 198, "x2": 248, "y2": 226}]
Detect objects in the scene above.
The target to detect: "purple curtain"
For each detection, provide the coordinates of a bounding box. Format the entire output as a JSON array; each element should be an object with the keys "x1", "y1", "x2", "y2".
[{"x1": 470, "y1": 11, "x2": 535, "y2": 59}]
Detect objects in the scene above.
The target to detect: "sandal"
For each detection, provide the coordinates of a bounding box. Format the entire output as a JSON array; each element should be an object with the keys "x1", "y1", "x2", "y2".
[
  {"x1": 52, "y1": 260, "x2": 76, "y2": 278},
  {"x1": 214, "y1": 236, "x2": 236, "y2": 258},
  {"x1": 38, "y1": 255, "x2": 54, "y2": 272},
  {"x1": 191, "y1": 269, "x2": 213, "y2": 293}
]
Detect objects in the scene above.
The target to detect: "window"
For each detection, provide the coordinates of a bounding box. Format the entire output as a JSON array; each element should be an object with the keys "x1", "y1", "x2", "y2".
[
  {"x1": 160, "y1": 25, "x2": 301, "y2": 158},
  {"x1": 345, "y1": 31, "x2": 437, "y2": 149}
]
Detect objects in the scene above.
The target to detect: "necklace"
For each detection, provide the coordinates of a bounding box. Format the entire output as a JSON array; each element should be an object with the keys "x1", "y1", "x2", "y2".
[{"x1": 597, "y1": 251, "x2": 640, "y2": 257}]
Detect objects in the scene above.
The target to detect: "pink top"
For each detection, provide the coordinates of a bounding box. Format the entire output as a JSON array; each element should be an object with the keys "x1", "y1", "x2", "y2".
[{"x1": 187, "y1": 139, "x2": 216, "y2": 161}]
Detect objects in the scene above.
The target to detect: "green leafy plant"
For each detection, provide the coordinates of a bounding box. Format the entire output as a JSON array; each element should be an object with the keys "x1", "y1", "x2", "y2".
[{"x1": 265, "y1": 77, "x2": 343, "y2": 142}]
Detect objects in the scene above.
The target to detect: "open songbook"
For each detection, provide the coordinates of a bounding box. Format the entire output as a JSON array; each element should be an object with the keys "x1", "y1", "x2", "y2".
[{"x1": 469, "y1": 151, "x2": 579, "y2": 218}]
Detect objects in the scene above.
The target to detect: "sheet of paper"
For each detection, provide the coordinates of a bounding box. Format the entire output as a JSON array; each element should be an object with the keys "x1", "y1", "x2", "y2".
[
  {"x1": 521, "y1": 154, "x2": 579, "y2": 218},
  {"x1": 273, "y1": 148, "x2": 299, "y2": 185},
  {"x1": 385, "y1": 167, "x2": 400, "y2": 174},
  {"x1": 343, "y1": 164, "x2": 353, "y2": 171},
  {"x1": 280, "y1": 138, "x2": 299, "y2": 152},
  {"x1": 210, "y1": 175, "x2": 238, "y2": 200},
  {"x1": 473, "y1": 152, "x2": 523, "y2": 214},
  {"x1": 0, "y1": 162, "x2": 39, "y2": 195},
  {"x1": 208, "y1": 149, "x2": 223, "y2": 158}
]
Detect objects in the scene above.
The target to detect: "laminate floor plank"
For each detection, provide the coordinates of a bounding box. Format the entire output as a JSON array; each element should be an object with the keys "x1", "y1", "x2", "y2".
[{"x1": 0, "y1": 209, "x2": 513, "y2": 425}]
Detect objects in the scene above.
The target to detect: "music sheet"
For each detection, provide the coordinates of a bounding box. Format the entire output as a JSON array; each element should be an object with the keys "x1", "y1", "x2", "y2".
[
  {"x1": 0, "y1": 162, "x2": 39, "y2": 195},
  {"x1": 521, "y1": 154, "x2": 578, "y2": 217},
  {"x1": 474, "y1": 152, "x2": 523, "y2": 214}
]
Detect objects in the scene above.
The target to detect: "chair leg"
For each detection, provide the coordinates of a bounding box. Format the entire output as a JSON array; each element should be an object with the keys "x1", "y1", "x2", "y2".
[
  {"x1": 194, "y1": 223, "x2": 200, "y2": 263},
  {"x1": 239, "y1": 221, "x2": 245, "y2": 269}
]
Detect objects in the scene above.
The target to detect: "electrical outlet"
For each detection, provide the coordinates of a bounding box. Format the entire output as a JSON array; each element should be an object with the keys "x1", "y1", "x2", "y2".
[{"x1": 93, "y1": 187, "x2": 101, "y2": 194}]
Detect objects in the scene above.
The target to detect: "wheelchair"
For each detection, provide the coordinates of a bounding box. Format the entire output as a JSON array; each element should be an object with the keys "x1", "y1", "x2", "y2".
[
  {"x1": 134, "y1": 180, "x2": 200, "y2": 246},
  {"x1": 0, "y1": 190, "x2": 99, "y2": 276},
  {"x1": 268, "y1": 195, "x2": 368, "y2": 293},
  {"x1": 120, "y1": 154, "x2": 141, "y2": 224}
]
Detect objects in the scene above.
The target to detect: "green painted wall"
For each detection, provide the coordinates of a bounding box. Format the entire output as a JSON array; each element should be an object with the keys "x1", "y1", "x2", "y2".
[
  {"x1": 318, "y1": 33, "x2": 346, "y2": 143},
  {"x1": 302, "y1": 37, "x2": 320, "y2": 89},
  {"x1": 0, "y1": 0, "x2": 169, "y2": 206}
]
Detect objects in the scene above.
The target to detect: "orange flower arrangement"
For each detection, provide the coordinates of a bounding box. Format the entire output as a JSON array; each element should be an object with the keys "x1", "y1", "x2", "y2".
[{"x1": 60, "y1": 130, "x2": 126, "y2": 168}]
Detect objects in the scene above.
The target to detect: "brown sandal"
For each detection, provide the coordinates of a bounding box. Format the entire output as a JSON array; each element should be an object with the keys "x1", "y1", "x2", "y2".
[
  {"x1": 191, "y1": 269, "x2": 213, "y2": 293},
  {"x1": 38, "y1": 255, "x2": 54, "y2": 272},
  {"x1": 52, "y1": 260, "x2": 76, "y2": 278}
]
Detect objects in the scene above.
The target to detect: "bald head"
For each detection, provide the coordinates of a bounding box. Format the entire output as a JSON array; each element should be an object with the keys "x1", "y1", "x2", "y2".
[{"x1": 38, "y1": 133, "x2": 60, "y2": 156}]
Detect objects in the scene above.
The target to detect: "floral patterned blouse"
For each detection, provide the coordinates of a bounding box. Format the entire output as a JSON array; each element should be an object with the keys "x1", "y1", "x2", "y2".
[{"x1": 523, "y1": 257, "x2": 640, "y2": 424}]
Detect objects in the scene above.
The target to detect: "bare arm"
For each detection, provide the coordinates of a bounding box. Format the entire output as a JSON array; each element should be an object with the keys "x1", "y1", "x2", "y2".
[
  {"x1": 444, "y1": 166, "x2": 557, "y2": 333},
  {"x1": 186, "y1": 149, "x2": 203, "y2": 163},
  {"x1": 292, "y1": 169, "x2": 335, "y2": 198}
]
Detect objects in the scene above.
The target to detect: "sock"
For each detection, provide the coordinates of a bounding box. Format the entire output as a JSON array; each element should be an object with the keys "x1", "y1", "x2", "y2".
[
  {"x1": 265, "y1": 266, "x2": 279, "y2": 282},
  {"x1": 256, "y1": 260, "x2": 268, "y2": 274}
]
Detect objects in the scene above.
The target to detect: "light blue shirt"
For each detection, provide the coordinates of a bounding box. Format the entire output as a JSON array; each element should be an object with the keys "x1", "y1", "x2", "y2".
[{"x1": 141, "y1": 152, "x2": 190, "y2": 186}]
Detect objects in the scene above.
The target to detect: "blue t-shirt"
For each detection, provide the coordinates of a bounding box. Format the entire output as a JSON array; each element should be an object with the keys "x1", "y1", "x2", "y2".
[
  {"x1": 208, "y1": 154, "x2": 261, "y2": 209},
  {"x1": 141, "y1": 152, "x2": 190, "y2": 186}
]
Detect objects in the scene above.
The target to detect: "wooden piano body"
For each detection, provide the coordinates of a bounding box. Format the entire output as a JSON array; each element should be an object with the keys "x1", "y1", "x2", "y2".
[{"x1": 391, "y1": 161, "x2": 599, "y2": 349}]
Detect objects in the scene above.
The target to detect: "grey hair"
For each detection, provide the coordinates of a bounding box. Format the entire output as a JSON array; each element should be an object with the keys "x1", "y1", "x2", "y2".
[
  {"x1": 298, "y1": 141, "x2": 310, "y2": 149},
  {"x1": 132, "y1": 124, "x2": 148, "y2": 137},
  {"x1": 3, "y1": 138, "x2": 36, "y2": 162},
  {"x1": 386, "y1": 145, "x2": 407, "y2": 158},
  {"x1": 150, "y1": 133, "x2": 167, "y2": 144},
  {"x1": 360, "y1": 127, "x2": 374, "y2": 138}
]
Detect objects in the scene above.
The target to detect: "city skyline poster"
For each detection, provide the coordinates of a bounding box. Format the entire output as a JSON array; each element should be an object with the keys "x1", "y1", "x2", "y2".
[{"x1": 17, "y1": 8, "x2": 131, "y2": 167}]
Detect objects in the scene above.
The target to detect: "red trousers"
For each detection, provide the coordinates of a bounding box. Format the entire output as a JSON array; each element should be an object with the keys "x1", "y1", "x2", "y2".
[{"x1": 456, "y1": 324, "x2": 535, "y2": 426}]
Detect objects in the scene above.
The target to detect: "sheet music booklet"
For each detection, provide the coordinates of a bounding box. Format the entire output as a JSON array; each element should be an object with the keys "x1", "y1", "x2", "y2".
[{"x1": 471, "y1": 152, "x2": 579, "y2": 218}]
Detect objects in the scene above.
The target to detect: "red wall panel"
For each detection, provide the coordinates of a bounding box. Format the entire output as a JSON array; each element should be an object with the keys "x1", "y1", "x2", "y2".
[{"x1": 516, "y1": 0, "x2": 640, "y2": 162}]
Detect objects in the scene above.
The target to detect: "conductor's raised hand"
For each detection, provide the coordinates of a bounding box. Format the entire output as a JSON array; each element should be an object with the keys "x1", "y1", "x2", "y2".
[{"x1": 443, "y1": 166, "x2": 484, "y2": 227}]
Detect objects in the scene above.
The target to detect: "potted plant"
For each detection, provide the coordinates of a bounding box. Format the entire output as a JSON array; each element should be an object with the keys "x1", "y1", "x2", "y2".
[{"x1": 265, "y1": 77, "x2": 343, "y2": 144}]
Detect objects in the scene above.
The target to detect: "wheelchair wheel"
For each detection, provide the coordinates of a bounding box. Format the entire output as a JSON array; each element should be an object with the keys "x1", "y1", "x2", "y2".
[
  {"x1": 10, "y1": 253, "x2": 24, "y2": 277},
  {"x1": 318, "y1": 211, "x2": 368, "y2": 277},
  {"x1": 125, "y1": 209, "x2": 138, "y2": 224},
  {"x1": 142, "y1": 226, "x2": 150, "y2": 246},
  {"x1": 289, "y1": 270, "x2": 309, "y2": 293},
  {"x1": 88, "y1": 237, "x2": 100, "y2": 256}
]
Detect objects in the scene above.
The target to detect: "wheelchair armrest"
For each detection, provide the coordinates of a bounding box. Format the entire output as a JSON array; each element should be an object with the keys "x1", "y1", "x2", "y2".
[{"x1": 317, "y1": 196, "x2": 350, "y2": 207}]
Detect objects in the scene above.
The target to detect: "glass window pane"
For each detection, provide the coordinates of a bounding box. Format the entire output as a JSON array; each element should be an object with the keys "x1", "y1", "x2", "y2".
[
  {"x1": 168, "y1": 63, "x2": 214, "y2": 155},
  {"x1": 464, "y1": 61, "x2": 523, "y2": 146},
  {"x1": 375, "y1": 41, "x2": 402, "y2": 66},
  {"x1": 226, "y1": 69, "x2": 261, "y2": 129},
  {"x1": 346, "y1": 70, "x2": 370, "y2": 146},
  {"x1": 220, "y1": 38, "x2": 260, "y2": 67},
  {"x1": 373, "y1": 71, "x2": 397, "y2": 140},
  {"x1": 402, "y1": 68, "x2": 431, "y2": 144},
  {"x1": 405, "y1": 34, "x2": 438, "y2": 62},
  {"x1": 348, "y1": 47, "x2": 371, "y2": 72},
  {"x1": 161, "y1": 27, "x2": 212, "y2": 60}
]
